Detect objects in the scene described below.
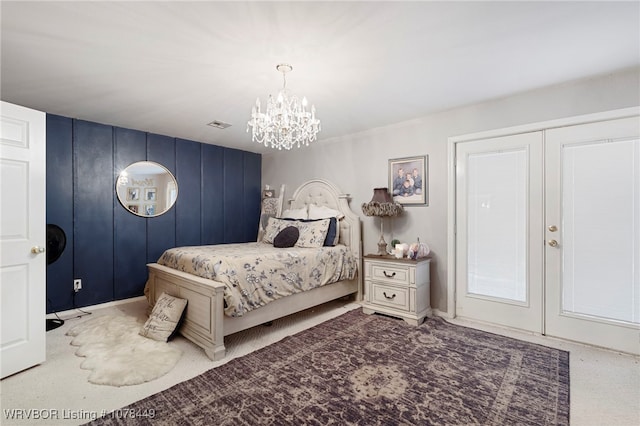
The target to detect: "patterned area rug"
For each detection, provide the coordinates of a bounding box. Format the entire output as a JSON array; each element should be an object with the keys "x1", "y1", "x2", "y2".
[{"x1": 88, "y1": 310, "x2": 569, "y2": 425}]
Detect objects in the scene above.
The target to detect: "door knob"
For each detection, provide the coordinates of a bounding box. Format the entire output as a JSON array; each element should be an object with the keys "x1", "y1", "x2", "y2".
[
  {"x1": 548, "y1": 225, "x2": 558, "y2": 232},
  {"x1": 31, "y1": 246, "x2": 45, "y2": 254},
  {"x1": 548, "y1": 240, "x2": 558, "y2": 247}
]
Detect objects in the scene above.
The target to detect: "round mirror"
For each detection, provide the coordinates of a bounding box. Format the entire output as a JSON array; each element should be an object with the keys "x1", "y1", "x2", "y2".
[{"x1": 116, "y1": 161, "x2": 178, "y2": 217}]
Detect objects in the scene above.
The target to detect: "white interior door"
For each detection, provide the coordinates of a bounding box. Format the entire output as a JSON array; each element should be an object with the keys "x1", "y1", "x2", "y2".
[
  {"x1": 455, "y1": 131, "x2": 544, "y2": 333},
  {"x1": 1, "y1": 101, "x2": 46, "y2": 378},
  {"x1": 545, "y1": 117, "x2": 640, "y2": 354}
]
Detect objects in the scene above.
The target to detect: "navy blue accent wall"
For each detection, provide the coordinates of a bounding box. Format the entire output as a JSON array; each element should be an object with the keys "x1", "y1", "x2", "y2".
[
  {"x1": 73, "y1": 120, "x2": 115, "y2": 307},
  {"x1": 146, "y1": 133, "x2": 177, "y2": 264},
  {"x1": 45, "y1": 115, "x2": 261, "y2": 312},
  {"x1": 223, "y1": 149, "x2": 245, "y2": 243},
  {"x1": 175, "y1": 139, "x2": 202, "y2": 247},
  {"x1": 45, "y1": 115, "x2": 74, "y2": 312},
  {"x1": 113, "y1": 127, "x2": 147, "y2": 300},
  {"x1": 201, "y1": 144, "x2": 224, "y2": 244},
  {"x1": 243, "y1": 153, "x2": 262, "y2": 241}
]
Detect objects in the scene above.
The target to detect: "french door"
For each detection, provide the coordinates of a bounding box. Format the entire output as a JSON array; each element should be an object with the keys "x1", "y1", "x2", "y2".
[
  {"x1": 455, "y1": 114, "x2": 640, "y2": 354},
  {"x1": 455, "y1": 132, "x2": 544, "y2": 333},
  {"x1": 545, "y1": 117, "x2": 639, "y2": 354}
]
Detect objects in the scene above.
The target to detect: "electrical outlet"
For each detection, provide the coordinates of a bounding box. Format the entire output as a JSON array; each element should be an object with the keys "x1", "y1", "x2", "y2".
[{"x1": 73, "y1": 279, "x2": 82, "y2": 292}]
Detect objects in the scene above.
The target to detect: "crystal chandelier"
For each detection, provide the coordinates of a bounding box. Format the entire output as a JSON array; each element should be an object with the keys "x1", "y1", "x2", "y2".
[{"x1": 247, "y1": 63, "x2": 321, "y2": 150}]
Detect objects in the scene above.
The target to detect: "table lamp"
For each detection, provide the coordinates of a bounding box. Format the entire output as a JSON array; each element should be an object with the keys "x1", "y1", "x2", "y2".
[{"x1": 361, "y1": 187, "x2": 404, "y2": 255}]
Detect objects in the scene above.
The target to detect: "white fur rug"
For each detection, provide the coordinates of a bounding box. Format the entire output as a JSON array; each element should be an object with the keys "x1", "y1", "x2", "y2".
[{"x1": 66, "y1": 315, "x2": 182, "y2": 387}]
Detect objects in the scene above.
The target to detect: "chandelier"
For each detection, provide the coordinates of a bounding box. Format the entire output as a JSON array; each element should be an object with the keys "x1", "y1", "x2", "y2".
[{"x1": 247, "y1": 63, "x2": 321, "y2": 150}]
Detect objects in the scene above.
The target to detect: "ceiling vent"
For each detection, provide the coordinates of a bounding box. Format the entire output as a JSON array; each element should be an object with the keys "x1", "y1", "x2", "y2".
[{"x1": 207, "y1": 120, "x2": 232, "y2": 129}]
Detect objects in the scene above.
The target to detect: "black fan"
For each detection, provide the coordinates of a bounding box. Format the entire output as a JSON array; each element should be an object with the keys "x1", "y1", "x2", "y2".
[
  {"x1": 46, "y1": 224, "x2": 66, "y2": 331},
  {"x1": 46, "y1": 224, "x2": 66, "y2": 265}
]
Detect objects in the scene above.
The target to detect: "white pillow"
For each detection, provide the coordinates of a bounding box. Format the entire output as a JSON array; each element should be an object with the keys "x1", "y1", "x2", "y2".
[
  {"x1": 295, "y1": 218, "x2": 330, "y2": 248},
  {"x1": 308, "y1": 204, "x2": 344, "y2": 220},
  {"x1": 263, "y1": 217, "x2": 337, "y2": 247},
  {"x1": 281, "y1": 206, "x2": 308, "y2": 220},
  {"x1": 139, "y1": 292, "x2": 187, "y2": 342},
  {"x1": 308, "y1": 204, "x2": 343, "y2": 245}
]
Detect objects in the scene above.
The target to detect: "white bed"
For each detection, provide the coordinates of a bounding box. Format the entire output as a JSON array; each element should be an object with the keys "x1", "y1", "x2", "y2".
[{"x1": 145, "y1": 179, "x2": 362, "y2": 360}]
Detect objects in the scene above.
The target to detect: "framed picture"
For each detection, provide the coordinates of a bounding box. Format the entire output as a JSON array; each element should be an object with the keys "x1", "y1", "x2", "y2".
[
  {"x1": 389, "y1": 155, "x2": 428, "y2": 205},
  {"x1": 144, "y1": 187, "x2": 157, "y2": 202},
  {"x1": 127, "y1": 187, "x2": 140, "y2": 201},
  {"x1": 127, "y1": 204, "x2": 139, "y2": 214},
  {"x1": 144, "y1": 204, "x2": 156, "y2": 216}
]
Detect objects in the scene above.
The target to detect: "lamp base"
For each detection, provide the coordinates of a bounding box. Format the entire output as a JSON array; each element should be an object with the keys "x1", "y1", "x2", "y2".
[{"x1": 377, "y1": 234, "x2": 388, "y2": 256}]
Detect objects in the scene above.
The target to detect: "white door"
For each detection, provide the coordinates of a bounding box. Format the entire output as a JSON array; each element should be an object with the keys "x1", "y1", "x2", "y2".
[
  {"x1": 0, "y1": 101, "x2": 46, "y2": 378},
  {"x1": 455, "y1": 131, "x2": 544, "y2": 333},
  {"x1": 545, "y1": 117, "x2": 640, "y2": 354}
]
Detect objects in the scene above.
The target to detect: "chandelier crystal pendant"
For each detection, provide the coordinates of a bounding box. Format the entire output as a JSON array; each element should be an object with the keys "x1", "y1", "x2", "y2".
[{"x1": 247, "y1": 63, "x2": 321, "y2": 150}]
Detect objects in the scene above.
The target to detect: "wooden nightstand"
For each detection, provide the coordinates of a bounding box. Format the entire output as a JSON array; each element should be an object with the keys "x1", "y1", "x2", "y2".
[{"x1": 361, "y1": 254, "x2": 431, "y2": 325}]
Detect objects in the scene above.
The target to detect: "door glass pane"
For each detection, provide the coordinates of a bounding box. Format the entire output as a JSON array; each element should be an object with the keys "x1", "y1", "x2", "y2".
[
  {"x1": 467, "y1": 149, "x2": 527, "y2": 302},
  {"x1": 562, "y1": 139, "x2": 640, "y2": 324}
]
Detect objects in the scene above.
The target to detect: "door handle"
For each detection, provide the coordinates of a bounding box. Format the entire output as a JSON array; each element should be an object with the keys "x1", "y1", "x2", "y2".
[
  {"x1": 548, "y1": 240, "x2": 558, "y2": 248},
  {"x1": 31, "y1": 246, "x2": 45, "y2": 254}
]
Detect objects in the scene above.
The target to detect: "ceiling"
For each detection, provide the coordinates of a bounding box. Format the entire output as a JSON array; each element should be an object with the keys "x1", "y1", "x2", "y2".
[{"x1": 2, "y1": 1, "x2": 638, "y2": 155}]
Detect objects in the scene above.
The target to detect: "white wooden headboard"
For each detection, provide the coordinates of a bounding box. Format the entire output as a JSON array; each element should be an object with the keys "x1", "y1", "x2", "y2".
[{"x1": 287, "y1": 179, "x2": 362, "y2": 263}]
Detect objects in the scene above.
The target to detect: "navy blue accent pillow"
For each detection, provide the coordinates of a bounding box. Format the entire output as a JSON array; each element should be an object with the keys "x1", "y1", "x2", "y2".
[
  {"x1": 323, "y1": 217, "x2": 338, "y2": 246},
  {"x1": 274, "y1": 226, "x2": 300, "y2": 248},
  {"x1": 281, "y1": 217, "x2": 338, "y2": 246}
]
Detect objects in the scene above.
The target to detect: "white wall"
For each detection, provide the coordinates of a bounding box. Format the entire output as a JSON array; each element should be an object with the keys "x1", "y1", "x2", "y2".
[{"x1": 262, "y1": 66, "x2": 640, "y2": 314}]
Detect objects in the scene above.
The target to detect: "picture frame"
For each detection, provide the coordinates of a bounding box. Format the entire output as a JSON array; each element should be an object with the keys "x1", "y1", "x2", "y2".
[
  {"x1": 144, "y1": 204, "x2": 157, "y2": 216},
  {"x1": 144, "y1": 187, "x2": 157, "y2": 202},
  {"x1": 127, "y1": 187, "x2": 140, "y2": 201},
  {"x1": 389, "y1": 155, "x2": 428, "y2": 205},
  {"x1": 127, "y1": 204, "x2": 139, "y2": 214}
]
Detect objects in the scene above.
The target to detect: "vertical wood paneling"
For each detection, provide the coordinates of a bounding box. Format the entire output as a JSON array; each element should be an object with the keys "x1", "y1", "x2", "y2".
[
  {"x1": 113, "y1": 127, "x2": 147, "y2": 299},
  {"x1": 45, "y1": 116, "x2": 261, "y2": 311},
  {"x1": 175, "y1": 139, "x2": 202, "y2": 247},
  {"x1": 223, "y1": 149, "x2": 245, "y2": 243},
  {"x1": 201, "y1": 144, "x2": 224, "y2": 244},
  {"x1": 73, "y1": 120, "x2": 114, "y2": 306},
  {"x1": 45, "y1": 115, "x2": 74, "y2": 313},
  {"x1": 243, "y1": 152, "x2": 262, "y2": 242},
  {"x1": 146, "y1": 134, "x2": 176, "y2": 264}
]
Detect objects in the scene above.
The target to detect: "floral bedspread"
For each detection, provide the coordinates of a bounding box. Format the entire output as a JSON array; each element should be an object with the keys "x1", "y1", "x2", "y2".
[{"x1": 156, "y1": 242, "x2": 358, "y2": 317}]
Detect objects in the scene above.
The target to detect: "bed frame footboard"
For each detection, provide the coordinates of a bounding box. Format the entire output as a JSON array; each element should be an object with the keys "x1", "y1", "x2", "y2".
[
  {"x1": 146, "y1": 263, "x2": 360, "y2": 361},
  {"x1": 146, "y1": 263, "x2": 227, "y2": 360}
]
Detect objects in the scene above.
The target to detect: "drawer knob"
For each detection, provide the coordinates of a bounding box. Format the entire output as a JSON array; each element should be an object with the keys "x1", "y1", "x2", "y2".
[
  {"x1": 383, "y1": 271, "x2": 396, "y2": 278},
  {"x1": 383, "y1": 292, "x2": 396, "y2": 300}
]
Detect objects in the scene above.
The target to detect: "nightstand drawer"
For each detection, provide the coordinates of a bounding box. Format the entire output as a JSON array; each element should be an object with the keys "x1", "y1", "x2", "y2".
[
  {"x1": 370, "y1": 283, "x2": 410, "y2": 311},
  {"x1": 370, "y1": 263, "x2": 410, "y2": 286}
]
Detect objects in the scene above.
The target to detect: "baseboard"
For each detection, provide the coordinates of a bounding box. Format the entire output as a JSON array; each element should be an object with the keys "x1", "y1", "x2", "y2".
[
  {"x1": 46, "y1": 296, "x2": 147, "y2": 320},
  {"x1": 431, "y1": 308, "x2": 454, "y2": 319},
  {"x1": 354, "y1": 303, "x2": 454, "y2": 320}
]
